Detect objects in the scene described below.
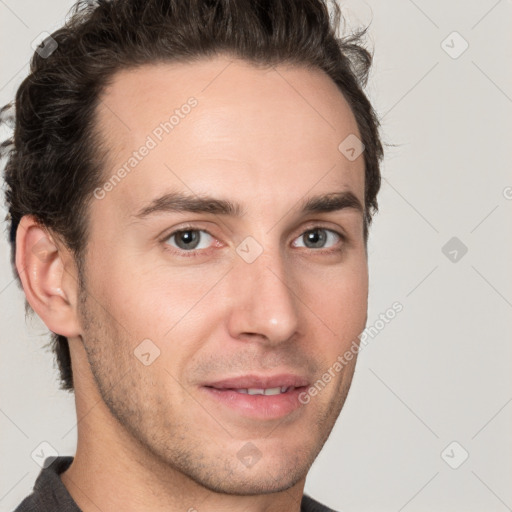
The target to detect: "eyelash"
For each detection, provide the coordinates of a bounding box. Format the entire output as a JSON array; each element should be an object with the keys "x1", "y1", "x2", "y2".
[{"x1": 161, "y1": 223, "x2": 347, "y2": 258}]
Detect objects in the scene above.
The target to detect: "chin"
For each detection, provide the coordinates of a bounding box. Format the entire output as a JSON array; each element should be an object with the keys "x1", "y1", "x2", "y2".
[{"x1": 196, "y1": 466, "x2": 306, "y2": 496}]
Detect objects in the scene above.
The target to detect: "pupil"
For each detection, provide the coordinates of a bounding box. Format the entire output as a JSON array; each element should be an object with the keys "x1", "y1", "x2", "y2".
[
  {"x1": 306, "y1": 229, "x2": 326, "y2": 248},
  {"x1": 178, "y1": 230, "x2": 199, "y2": 249}
]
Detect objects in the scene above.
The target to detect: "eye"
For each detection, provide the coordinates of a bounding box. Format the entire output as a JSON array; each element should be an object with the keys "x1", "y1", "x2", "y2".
[
  {"x1": 164, "y1": 228, "x2": 214, "y2": 252},
  {"x1": 292, "y1": 227, "x2": 343, "y2": 250},
  {"x1": 162, "y1": 225, "x2": 344, "y2": 258}
]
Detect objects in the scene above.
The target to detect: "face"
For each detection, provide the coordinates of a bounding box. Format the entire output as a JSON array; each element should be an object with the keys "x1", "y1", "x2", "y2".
[{"x1": 77, "y1": 57, "x2": 368, "y2": 494}]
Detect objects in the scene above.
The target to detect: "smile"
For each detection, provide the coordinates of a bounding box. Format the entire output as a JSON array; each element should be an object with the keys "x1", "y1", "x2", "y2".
[{"x1": 232, "y1": 386, "x2": 292, "y2": 395}]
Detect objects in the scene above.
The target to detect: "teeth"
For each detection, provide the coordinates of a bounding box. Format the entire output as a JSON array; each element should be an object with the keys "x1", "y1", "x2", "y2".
[
  {"x1": 247, "y1": 388, "x2": 265, "y2": 395},
  {"x1": 234, "y1": 387, "x2": 290, "y2": 395},
  {"x1": 263, "y1": 387, "x2": 282, "y2": 396}
]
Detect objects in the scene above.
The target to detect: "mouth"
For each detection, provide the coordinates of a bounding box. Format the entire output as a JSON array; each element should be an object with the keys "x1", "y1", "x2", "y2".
[
  {"x1": 222, "y1": 386, "x2": 296, "y2": 395},
  {"x1": 200, "y1": 374, "x2": 310, "y2": 420}
]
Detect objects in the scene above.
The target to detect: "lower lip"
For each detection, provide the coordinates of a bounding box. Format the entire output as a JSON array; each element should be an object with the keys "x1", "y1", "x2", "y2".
[{"x1": 201, "y1": 386, "x2": 308, "y2": 420}]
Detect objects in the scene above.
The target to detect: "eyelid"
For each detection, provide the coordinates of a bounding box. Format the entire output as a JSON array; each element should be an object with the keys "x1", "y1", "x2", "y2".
[
  {"x1": 300, "y1": 220, "x2": 347, "y2": 239},
  {"x1": 159, "y1": 222, "x2": 215, "y2": 241}
]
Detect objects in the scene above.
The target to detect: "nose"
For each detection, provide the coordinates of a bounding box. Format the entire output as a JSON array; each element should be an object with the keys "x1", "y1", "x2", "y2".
[{"x1": 225, "y1": 247, "x2": 300, "y2": 347}]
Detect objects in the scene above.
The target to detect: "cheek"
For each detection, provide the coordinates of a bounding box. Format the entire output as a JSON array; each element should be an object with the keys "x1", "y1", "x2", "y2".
[
  {"x1": 305, "y1": 258, "x2": 368, "y2": 349},
  {"x1": 88, "y1": 258, "x2": 226, "y2": 369},
  {"x1": 341, "y1": 266, "x2": 368, "y2": 322},
  {"x1": 307, "y1": 252, "x2": 368, "y2": 305}
]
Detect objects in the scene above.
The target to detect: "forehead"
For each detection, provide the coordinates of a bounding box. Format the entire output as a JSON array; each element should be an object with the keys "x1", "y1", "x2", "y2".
[{"x1": 93, "y1": 57, "x2": 364, "y2": 219}]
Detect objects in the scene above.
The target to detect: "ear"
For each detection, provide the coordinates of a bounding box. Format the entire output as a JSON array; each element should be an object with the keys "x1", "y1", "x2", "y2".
[{"x1": 15, "y1": 215, "x2": 81, "y2": 338}]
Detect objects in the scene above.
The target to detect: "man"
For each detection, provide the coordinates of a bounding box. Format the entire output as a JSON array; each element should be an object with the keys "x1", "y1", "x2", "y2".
[{"x1": 3, "y1": 0, "x2": 383, "y2": 510}]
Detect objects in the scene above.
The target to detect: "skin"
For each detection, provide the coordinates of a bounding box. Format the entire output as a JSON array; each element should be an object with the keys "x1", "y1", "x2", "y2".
[{"x1": 16, "y1": 56, "x2": 368, "y2": 512}]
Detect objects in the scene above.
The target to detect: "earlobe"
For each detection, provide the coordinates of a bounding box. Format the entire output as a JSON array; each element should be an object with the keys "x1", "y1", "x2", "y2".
[{"x1": 15, "y1": 215, "x2": 81, "y2": 338}]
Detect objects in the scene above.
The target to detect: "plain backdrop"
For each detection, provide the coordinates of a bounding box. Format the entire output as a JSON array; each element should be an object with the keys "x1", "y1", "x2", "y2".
[{"x1": 1, "y1": 1, "x2": 511, "y2": 511}]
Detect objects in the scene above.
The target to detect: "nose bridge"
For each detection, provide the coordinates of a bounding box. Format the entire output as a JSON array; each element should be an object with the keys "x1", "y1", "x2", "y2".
[{"x1": 226, "y1": 242, "x2": 300, "y2": 344}]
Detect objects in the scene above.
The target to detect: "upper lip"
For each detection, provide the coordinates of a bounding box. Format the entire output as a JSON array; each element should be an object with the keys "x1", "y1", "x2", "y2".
[{"x1": 203, "y1": 373, "x2": 310, "y2": 390}]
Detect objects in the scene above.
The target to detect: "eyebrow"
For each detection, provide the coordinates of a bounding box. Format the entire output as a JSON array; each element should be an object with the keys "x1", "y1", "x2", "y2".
[{"x1": 132, "y1": 190, "x2": 364, "y2": 220}]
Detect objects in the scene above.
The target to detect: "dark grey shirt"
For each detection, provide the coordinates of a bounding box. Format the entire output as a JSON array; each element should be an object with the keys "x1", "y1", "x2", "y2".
[{"x1": 14, "y1": 456, "x2": 338, "y2": 512}]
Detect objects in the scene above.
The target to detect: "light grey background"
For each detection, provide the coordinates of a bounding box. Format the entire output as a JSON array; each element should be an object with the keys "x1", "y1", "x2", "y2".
[{"x1": 1, "y1": 1, "x2": 511, "y2": 511}]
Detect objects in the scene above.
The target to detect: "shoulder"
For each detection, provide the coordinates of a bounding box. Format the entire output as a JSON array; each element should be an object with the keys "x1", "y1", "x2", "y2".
[{"x1": 12, "y1": 456, "x2": 81, "y2": 512}]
